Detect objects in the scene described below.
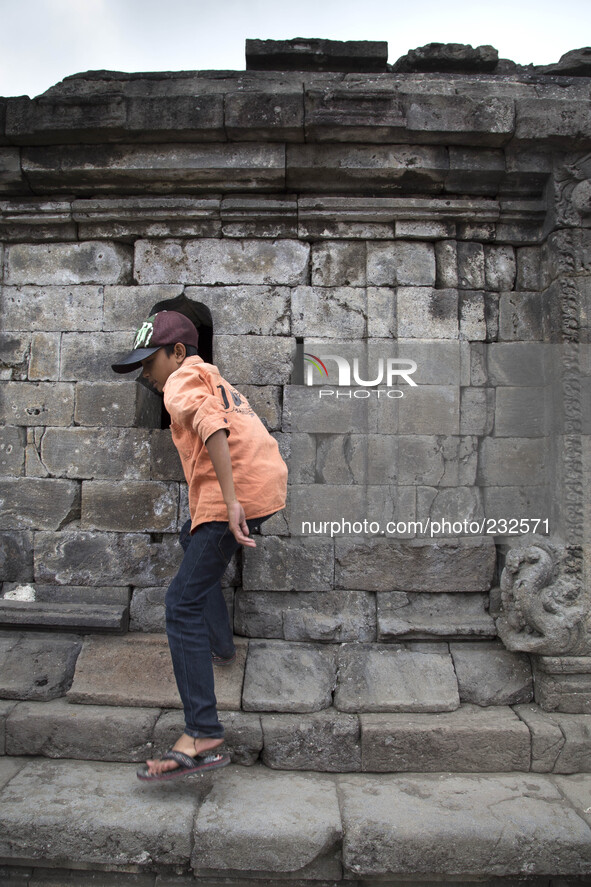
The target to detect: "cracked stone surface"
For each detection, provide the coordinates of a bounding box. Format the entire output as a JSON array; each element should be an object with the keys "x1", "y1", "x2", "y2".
[{"x1": 0, "y1": 759, "x2": 199, "y2": 867}]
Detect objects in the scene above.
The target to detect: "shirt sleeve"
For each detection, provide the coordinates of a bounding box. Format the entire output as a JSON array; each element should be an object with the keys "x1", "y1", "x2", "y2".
[{"x1": 164, "y1": 364, "x2": 230, "y2": 443}]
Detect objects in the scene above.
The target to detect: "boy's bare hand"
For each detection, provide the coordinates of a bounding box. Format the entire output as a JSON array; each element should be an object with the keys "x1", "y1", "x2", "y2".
[{"x1": 227, "y1": 500, "x2": 256, "y2": 547}]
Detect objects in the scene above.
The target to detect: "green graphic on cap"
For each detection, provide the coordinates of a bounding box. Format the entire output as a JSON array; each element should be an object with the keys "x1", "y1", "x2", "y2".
[{"x1": 133, "y1": 316, "x2": 156, "y2": 350}]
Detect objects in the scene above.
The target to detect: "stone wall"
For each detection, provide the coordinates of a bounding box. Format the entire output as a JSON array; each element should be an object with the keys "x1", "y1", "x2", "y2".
[{"x1": 1, "y1": 41, "x2": 590, "y2": 705}]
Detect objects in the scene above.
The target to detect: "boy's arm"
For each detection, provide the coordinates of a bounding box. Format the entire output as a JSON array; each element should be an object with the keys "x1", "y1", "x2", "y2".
[{"x1": 205, "y1": 428, "x2": 256, "y2": 547}]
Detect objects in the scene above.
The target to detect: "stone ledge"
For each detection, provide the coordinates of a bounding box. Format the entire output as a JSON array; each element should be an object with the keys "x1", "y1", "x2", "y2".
[
  {"x1": 0, "y1": 601, "x2": 128, "y2": 633},
  {"x1": 0, "y1": 760, "x2": 590, "y2": 880},
  {"x1": 3, "y1": 697, "x2": 591, "y2": 774}
]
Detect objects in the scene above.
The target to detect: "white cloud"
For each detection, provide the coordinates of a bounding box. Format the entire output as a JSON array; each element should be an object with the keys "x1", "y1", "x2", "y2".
[{"x1": 0, "y1": 0, "x2": 588, "y2": 97}]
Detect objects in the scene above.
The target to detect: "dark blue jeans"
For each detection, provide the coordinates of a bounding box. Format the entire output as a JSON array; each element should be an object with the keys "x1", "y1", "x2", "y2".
[{"x1": 166, "y1": 514, "x2": 271, "y2": 739}]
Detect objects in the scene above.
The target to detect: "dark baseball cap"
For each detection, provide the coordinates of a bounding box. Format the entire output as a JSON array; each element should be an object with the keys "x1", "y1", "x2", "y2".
[{"x1": 111, "y1": 311, "x2": 200, "y2": 374}]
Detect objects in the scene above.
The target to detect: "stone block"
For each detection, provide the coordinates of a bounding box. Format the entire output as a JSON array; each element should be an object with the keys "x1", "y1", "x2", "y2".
[
  {"x1": 0, "y1": 759, "x2": 196, "y2": 867},
  {"x1": 41, "y1": 426, "x2": 152, "y2": 480},
  {"x1": 396, "y1": 385, "x2": 460, "y2": 434},
  {"x1": 291, "y1": 286, "x2": 367, "y2": 338},
  {"x1": 484, "y1": 245, "x2": 516, "y2": 291},
  {"x1": 74, "y1": 381, "x2": 161, "y2": 427},
  {"x1": 397, "y1": 433, "x2": 478, "y2": 487},
  {"x1": 150, "y1": 429, "x2": 184, "y2": 480},
  {"x1": 0, "y1": 285, "x2": 103, "y2": 331},
  {"x1": 366, "y1": 241, "x2": 435, "y2": 286},
  {"x1": 450, "y1": 641, "x2": 534, "y2": 705},
  {"x1": 435, "y1": 239, "x2": 458, "y2": 288},
  {"x1": 234, "y1": 384, "x2": 282, "y2": 431},
  {"x1": 516, "y1": 246, "x2": 543, "y2": 291},
  {"x1": 0, "y1": 147, "x2": 29, "y2": 194},
  {"x1": 460, "y1": 386, "x2": 495, "y2": 435},
  {"x1": 457, "y1": 242, "x2": 485, "y2": 289},
  {"x1": 445, "y1": 147, "x2": 505, "y2": 195},
  {"x1": 287, "y1": 144, "x2": 448, "y2": 193},
  {"x1": 493, "y1": 387, "x2": 547, "y2": 436},
  {"x1": 377, "y1": 592, "x2": 495, "y2": 640},
  {"x1": 34, "y1": 531, "x2": 182, "y2": 587},
  {"x1": 311, "y1": 241, "x2": 366, "y2": 286},
  {"x1": 28, "y1": 331, "x2": 60, "y2": 381},
  {"x1": 515, "y1": 97, "x2": 591, "y2": 145},
  {"x1": 68, "y1": 634, "x2": 246, "y2": 710},
  {"x1": 234, "y1": 589, "x2": 376, "y2": 642},
  {"x1": 124, "y1": 93, "x2": 225, "y2": 140},
  {"x1": 243, "y1": 536, "x2": 334, "y2": 591},
  {"x1": 515, "y1": 704, "x2": 591, "y2": 773},
  {"x1": 487, "y1": 342, "x2": 549, "y2": 387},
  {"x1": 184, "y1": 285, "x2": 290, "y2": 335},
  {"x1": 459, "y1": 290, "x2": 487, "y2": 340},
  {"x1": 366, "y1": 287, "x2": 396, "y2": 337},
  {"x1": 0, "y1": 478, "x2": 79, "y2": 531},
  {"x1": 134, "y1": 238, "x2": 309, "y2": 285},
  {"x1": 0, "y1": 759, "x2": 26, "y2": 794},
  {"x1": 0, "y1": 426, "x2": 25, "y2": 475},
  {"x1": 479, "y1": 437, "x2": 548, "y2": 486},
  {"x1": 396, "y1": 287, "x2": 458, "y2": 338},
  {"x1": 220, "y1": 195, "x2": 298, "y2": 240},
  {"x1": 0, "y1": 600, "x2": 128, "y2": 633},
  {"x1": 242, "y1": 640, "x2": 336, "y2": 713},
  {"x1": 4, "y1": 242, "x2": 132, "y2": 286},
  {"x1": 225, "y1": 90, "x2": 304, "y2": 140},
  {"x1": 396, "y1": 219, "x2": 456, "y2": 239},
  {"x1": 154, "y1": 708, "x2": 263, "y2": 766},
  {"x1": 361, "y1": 704, "x2": 530, "y2": 772},
  {"x1": 499, "y1": 291, "x2": 545, "y2": 340},
  {"x1": 0, "y1": 382, "x2": 75, "y2": 426},
  {"x1": 60, "y1": 331, "x2": 132, "y2": 382},
  {"x1": 339, "y1": 772, "x2": 591, "y2": 879},
  {"x1": 407, "y1": 94, "x2": 515, "y2": 146},
  {"x1": 102, "y1": 284, "x2": 184, "y2": 330},
  {"x1": 335, "y1": 536, "x2": 495, "y2": 592},
  {"x1": 483, "y1": 484, "x2": 550, "y2": 523},
  {"x1": 192, "y1": 766, "x2": 342, "y2": 879},
  {"x1": 533, "y1": 658, "x2": 591, "y2": 714},
  {"x1": 335, "y1": 643, "x2": 459, "y2": 713},
  {"x1": 0, "y1": 701, "x2": 16, "y2": 755},
  {"x1": 0, "y1": 532, "x2": 33, "y2": 583},
  {"x1": 396, "y1": 338, "x2": 463, "y2": 386},
  {"x1": 283, "y1": 384, "x2": 378, "y2": 435},
  {"x1": 0, "y1": 631, "x2": 81, "y2": 701},
  {"x1": 213, "y1": 335, "x2": 295, "y2": 386},
  {"x1": 6, "y1": 583, "x2": 128, "y2": 605},
  {"x1": 247, "y1": 37, "x2": 387, "y2": 71},
  {"x1": 81, "y1": 480, "x2": 179, "y2": 532},
  {"x1": 289, "y1": 482, "x2": 413, "y2": 532},
  {"x1": 22, "y1": 143, "x2": 286, "y2": 193},
  {"x1": 262, "y1": 709, "x2": 361, "y2": 771},
  {"x1": 5, "y1": 698, "x2": 159, "y2": 762},
  {"x1": 0, "y1": 332, "x2": 30, "y2": 375}
]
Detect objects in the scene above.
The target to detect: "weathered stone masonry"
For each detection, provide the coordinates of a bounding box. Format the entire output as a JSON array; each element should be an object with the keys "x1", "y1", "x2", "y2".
[{"x1": 1, "y1": 39, "x2": 591, "y2": 882}]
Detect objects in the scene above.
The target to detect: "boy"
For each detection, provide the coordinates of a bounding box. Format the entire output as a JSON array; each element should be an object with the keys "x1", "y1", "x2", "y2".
[{"x1": 112, "y1": 310, "x2": 288, "y2": 780}]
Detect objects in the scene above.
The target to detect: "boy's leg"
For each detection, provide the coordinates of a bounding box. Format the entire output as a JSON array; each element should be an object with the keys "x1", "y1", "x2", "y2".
[
  {"x1": 178, "y1": 519, "x2": 235, "y2": 661},
  {"x1": 165, "y1": 521, "x2": 231, "y2": 739},
  {"x1": 144, "y1": 514, "x2": 273, "y2": 775}
]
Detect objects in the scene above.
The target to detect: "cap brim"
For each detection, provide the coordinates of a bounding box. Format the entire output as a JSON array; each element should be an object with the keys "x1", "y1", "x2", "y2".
[{"x1": 111, "y1": 346, "x2": 161, "y2": 374}]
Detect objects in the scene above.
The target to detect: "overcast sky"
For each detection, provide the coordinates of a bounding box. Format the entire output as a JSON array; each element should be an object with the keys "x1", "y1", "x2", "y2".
[{"x1": 1, "y1": 0, "x2": 589, "y2": 98}]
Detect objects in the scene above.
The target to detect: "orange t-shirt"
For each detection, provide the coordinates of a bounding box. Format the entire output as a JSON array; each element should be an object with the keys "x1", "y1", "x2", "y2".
[{"x1": 163, "y1": 356, "x2": 288, "y2": 531}]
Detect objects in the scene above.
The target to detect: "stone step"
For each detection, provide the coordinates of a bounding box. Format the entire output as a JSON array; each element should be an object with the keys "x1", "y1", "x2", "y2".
[
  {"x1": 0, "y1": 600, "x2": 128, "y2": 633},
  {"x1": 63, "y1": 632, "x2": 536, "y2": 713},
  {"x1": 3, "y1": 697, "x2": 591, "y2": 774},
  {"x1": 1, "y1": 758, "x2": 590, "y2": 882}
]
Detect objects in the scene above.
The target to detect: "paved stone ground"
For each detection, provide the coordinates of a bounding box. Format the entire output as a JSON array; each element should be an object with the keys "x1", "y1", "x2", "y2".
[{"x1": 1, "y1": 758, "x2": 591, "y2": 882}]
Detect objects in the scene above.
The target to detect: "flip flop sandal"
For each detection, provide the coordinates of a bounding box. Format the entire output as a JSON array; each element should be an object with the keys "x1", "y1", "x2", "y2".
[{"x1": 137, "y1": 748, "x2": 230, "y2": 782}]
